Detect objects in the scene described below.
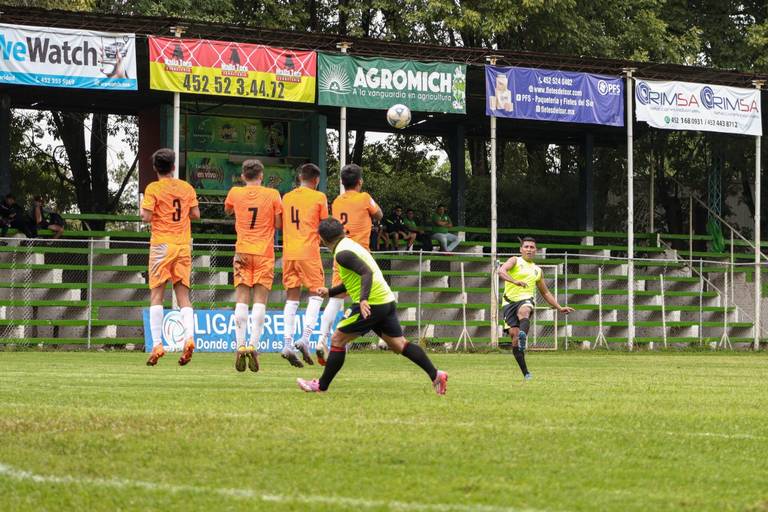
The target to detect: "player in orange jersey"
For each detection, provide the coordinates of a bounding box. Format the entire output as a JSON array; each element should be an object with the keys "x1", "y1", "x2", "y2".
[
  {"x1": 224, "y1": 159, "x2": 283, "y2": 373},
  {"x1": 315, "y1": 163, "x2": 383, "y2": 364},
  {"x1": 141, "y1": 148, "x2": 200, "y2": 367},
  {"x1": 280, "y1": 163, "x2": 329, "y2": 367}
]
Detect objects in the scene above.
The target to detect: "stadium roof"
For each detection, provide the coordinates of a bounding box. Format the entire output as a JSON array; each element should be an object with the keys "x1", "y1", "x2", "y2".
[{"x1": 0, "y1": 5, "x2": 765, "y2": 146}]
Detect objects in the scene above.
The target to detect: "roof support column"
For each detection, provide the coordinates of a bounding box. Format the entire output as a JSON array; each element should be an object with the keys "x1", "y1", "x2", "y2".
[
  {"x1": 578, "y1": 132, "x2": 595, "y2": 240},
  {"x1": 448, "y1": 123, "x2": 466, "y2": 226},
  {"x1": 0, "y1": 95, "x2": 10, "y2": 197}
]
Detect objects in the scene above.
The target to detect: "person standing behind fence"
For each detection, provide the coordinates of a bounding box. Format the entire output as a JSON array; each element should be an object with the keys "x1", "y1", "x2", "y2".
[
  {"x1": 142, "y1": 148, "x2": 200, "y2": 367},
  {"x1": 225, "y1": 159, "x2": 283, "y2": 373},
  {"x1": 430, "y1": 205, "x2": 460, "y2": 252},
  {"x1": 497, "y1": 237, "x2": 573, "y2": 380},
  {"x1": 316, "y1": 164, "x2": 383, "y2": 366},
  {"x1": 280, "y1": 163, "x2": 328, "y2": 368}
]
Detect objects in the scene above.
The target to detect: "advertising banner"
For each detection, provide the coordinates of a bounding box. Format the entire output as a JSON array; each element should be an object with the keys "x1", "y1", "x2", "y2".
[
  {"x1": 143, "y1": 308, "x2": 343, "y2": 353},
  {"x1": 317, "y1": 53, "x2": 466, "y2": 113},
  {"x1": 187, "y1": 152, "x2": 294, "y2": 194},
  {"x1": 148, "y1": 36, "x2": 316, "y2": 103},
  {"x1": 635, "y1": 79, "x2": 762, "y2": 136},
  {"x1": 485, "y1": 66, "x2": 624, "y2": 126},
  {"x1": 0, "y1": 23, "x2": 136, "y2": 90}
]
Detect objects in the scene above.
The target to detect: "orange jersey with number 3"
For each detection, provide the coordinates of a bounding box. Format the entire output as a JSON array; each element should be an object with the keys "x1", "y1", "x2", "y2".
[
  {"x1": 331, "y1": 191, "x2": 378, "y2": 250},
  {"x1": 281, "y1": 187, "x2": 329, "y2": 261},
  {"x1": 141, "y1": 178, "x2": 198, "y2": 245},
  {"x1": 225, "y1": 185, "x2": 282, "y2": 256}
]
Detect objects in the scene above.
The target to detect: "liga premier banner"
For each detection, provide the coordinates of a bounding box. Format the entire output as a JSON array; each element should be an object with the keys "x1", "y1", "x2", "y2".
[
  {"x1": 635, "y1": 79, "x2": 762, "y2": 136},
  {"x1": 485, "y1": 66, "x2": 624, "y2": 126},
  {"x1": 0, "y1": 23, "x2": 136, "y2": 90},
  {"x1": 148, "y1": 36, "x2": 316, "y2": 103},
  {"x1": 317, "y1": 53, "x2": 466, "y2": 113},
  {"x1": 142, "y1": 308, "x2": 342, "y2": 353}
]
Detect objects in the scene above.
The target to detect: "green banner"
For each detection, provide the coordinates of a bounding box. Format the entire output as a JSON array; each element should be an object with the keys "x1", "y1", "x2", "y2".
[
  {"x1": 317, "y1": 53, "x2": 466, "y2": 113},
  {"x1": 185, "y1": 115, "x2": 288, "y2": 156},
  {"x1": 187, "y1": 152, "x2": 294, "y2": 194}
]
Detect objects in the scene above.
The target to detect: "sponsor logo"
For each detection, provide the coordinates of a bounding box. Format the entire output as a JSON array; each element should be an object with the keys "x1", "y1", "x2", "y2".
[
  {"x1": 319, "y1": 62, "x2": 351, "y2": 94},
  {"x1": 598, "y1": 79, "x2": 621, "y2": 96}
]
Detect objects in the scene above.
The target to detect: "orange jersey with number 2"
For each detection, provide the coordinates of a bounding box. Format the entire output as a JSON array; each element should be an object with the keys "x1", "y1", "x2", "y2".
[
  {"x1": 331, "y1": 191, "x2": 378, "y2": 250},
  {"x1": 225, "y1": 185, "x2": 282, "y2": 256},
  {"x1": 141, "y1": 178, "x2": 198, "y2": 245}
]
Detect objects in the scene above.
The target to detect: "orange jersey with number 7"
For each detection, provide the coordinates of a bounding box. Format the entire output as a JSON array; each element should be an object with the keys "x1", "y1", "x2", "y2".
[
  {"x1": 225, "y1": 185, "x2": 282, "y2": 256},
  {"x1": 331, "y1": 190, "x2": 379, "y2": 250},
  {"x1": 141, "y1": 178, "x2": 198, "y2": 245},
  {"x1": 281, "y1": 186, "x2": 329, "y2": 261}
]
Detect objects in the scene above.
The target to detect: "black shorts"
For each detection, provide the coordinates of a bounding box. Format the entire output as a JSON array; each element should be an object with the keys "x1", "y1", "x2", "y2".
[
  {"x1": 337, "y1": 301, "x2": 403, "y2": 338},
  {"x1": 502, "y1": 299, "x2": 535, "y2": 330}
]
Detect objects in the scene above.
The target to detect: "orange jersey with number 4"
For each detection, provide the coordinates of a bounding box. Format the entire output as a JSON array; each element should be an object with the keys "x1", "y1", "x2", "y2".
[
  {"x1": 225, "y1": 185, "x2": 282, "y2": 256},
  {"x1": 332, "y1": 191, "x2": 378, "y2": 250},
  {"x1": 141, "y1": 178, "x2": 198, "y2": 245},
  {"x1": 282, "y1": 187, "x2": 329, "y2": 261}
]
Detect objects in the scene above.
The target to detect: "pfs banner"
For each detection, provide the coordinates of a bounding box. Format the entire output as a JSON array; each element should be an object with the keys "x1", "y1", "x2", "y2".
[
  {"x1": 148, "y1": 37, "x2": 316, "y2": 103},
  {"x1": 0, "y1": 23, "x2": 136, "y2": 90},
  {"x1": 485, "y1": 66, "x2": 624, "y2": 126},
  {"x1": 635, "y1": 79, "x2": 762, "y2": 136},
  {"x1": 318, "y1": 53, "x2": 466, "y2": 113},
  {"x1": 142, "y1": 308, "x2": 342, "y2": 353}
]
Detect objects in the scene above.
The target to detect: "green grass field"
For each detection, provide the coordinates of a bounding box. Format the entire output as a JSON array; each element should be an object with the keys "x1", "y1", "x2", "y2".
[{"x1": 1, "y1": 351, "x2": 767, "y2": 512}]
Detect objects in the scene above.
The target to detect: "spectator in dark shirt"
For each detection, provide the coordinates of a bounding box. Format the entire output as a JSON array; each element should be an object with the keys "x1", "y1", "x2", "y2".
[
  {"x1": 384, "y1": 206, "x2": 415, "y2": 252},
  {"x1": 31, "y1": 196, "x2": 64, "y2": 239},
  {"x1": 403, "y1": 209, "x2": 432, "y2": 251},
  {"x1": 0, "y1": 194, "x2": 37, "y2": 239}
]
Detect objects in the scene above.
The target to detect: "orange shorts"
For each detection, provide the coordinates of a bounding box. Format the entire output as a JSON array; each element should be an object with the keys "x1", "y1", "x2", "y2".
[
  {"x1": 283, "y1": 258, "x2": 325, "y2": 291},
  {"x1": 233, "y1": 253, "x2": 274, "y2": 289},
  {"x1": 148, "y1": 243, "x2": 192, "y2": 290}
]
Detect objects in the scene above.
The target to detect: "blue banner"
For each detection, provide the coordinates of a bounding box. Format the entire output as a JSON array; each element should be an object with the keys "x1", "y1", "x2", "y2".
[
  {"x1": 142, "y1": 308, "x2": 343, "y2": 353},
  {"x1": 485, "y1": 66, "x2": 624, "y2": 126}
]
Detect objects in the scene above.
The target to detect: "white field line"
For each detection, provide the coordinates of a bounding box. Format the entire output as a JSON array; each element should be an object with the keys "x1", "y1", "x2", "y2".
[
  {"x1": 1, "y1": 402, "x2": 764, "y2": 442},
  {"x1": 0, "y1": 463, "x2": 550, "y2": 512}
]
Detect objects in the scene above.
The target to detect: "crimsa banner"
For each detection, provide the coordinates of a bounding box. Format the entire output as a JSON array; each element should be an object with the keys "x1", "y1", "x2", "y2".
[
  {"x1": 317, "y1": 53, "x2": 466, "y2": 113},
  {"x1": 148, "y1": 36, "x2": 316, "y2": 103},
  {"x1": 635, "y1": 79, "x2": 762, "y2": 136},
  {"x1": 0, "y1": 23, "x2": 136, "y2": 90}
]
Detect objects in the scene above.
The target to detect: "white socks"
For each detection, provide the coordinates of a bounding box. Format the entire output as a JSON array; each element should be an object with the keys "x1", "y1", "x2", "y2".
[
  {"x1": 180, "y1": 307, "x2": 194, "y2": 342},
  {"x1": 299, "y1": 296, "x2": 324, "y2": 345},
  {"x1": 250, "y1": 303, "x2": 266, "y2": 348},
  {"x1": 149, "y1": 304, "x2": 163, "y2": 348},
  {"x1": 282, "y1": 300, "x2": 299, "y2": 349},
  {"x1": 319, "y1": 297, "x2": 344, "y2": 342},
  {"x1": 234, "y1": 303, "x2": 249, "y2": 348}
]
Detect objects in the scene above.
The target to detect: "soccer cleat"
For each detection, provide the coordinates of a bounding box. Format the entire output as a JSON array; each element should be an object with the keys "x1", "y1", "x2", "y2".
[
  {"x1": 178, "y1": 339, "x2": 195, "y2": 366},
  {"x1": 432, "y1": 370, "x2": 448, "y2": 395},
  {"x1": 234, "y1": 346, "x2": 247, "y2": 372},
  {"x1": 294, "y1": 341, "x2": 314, "y2": 366},
  {"x1": 281, "y1": 346, "x2": 304, "y2": 368},
  {"x1": 146, "y1": 345, "x2": 165, "y2": 366},
  {"x1": 524, "y1": 373, "x2": 533, "y2": 381},
  {"x1": 296, "y1": 378, "x2": 323, "y2": 393},
  {"x1": 246, "y1": 346, "x2": 260, "y2": 372},
  {"x1": 518, "y1": 331, "x2": 528, "y2": 352},
  {"x1": 315, "y1": 337, "x2": 327, "y2": 366}
]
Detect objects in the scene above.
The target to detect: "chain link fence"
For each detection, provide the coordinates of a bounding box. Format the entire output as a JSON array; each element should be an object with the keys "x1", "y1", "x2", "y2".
[{"x1": 0, "y1": 236, "x2": 763, "y2": 351}]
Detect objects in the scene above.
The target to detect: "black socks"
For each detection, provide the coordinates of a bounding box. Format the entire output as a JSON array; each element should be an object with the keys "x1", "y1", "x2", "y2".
[
  {"x1": 319, "y1": 346, "x2": 346, "y2": 391},
  {"x1": 402, "y1": 342, "x2": 438, "y2": 381},
  {"x1": 519, "y1": 317, "x2": 530, "y2": 335},
  {"x1": 512, "y1": 346, "x2": 529, "y2": 376}
]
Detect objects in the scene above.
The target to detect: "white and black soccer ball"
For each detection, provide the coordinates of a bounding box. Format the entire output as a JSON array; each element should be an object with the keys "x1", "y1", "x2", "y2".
[{"x1": 386, "y1": 104, "x2": 412, "y2": 129}]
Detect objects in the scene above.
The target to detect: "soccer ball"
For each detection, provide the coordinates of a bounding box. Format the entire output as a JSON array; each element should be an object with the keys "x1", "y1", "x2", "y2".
[{"x1": 386, "y1": 104, "x2": 412, "y2": 129}]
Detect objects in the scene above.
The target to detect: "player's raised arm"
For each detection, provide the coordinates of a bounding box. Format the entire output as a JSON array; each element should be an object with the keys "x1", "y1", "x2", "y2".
[{"x1": 536, "y1": 278, "x2": 574, "y2": 314}]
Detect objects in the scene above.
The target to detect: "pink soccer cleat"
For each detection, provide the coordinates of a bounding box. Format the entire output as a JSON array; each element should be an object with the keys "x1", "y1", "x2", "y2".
[
  {"x1": 433, "y1": 371, "x2": 448, "y2": 395},
  {"x1": 296, "y1": 378, "x2": 323, "y2": 393}
]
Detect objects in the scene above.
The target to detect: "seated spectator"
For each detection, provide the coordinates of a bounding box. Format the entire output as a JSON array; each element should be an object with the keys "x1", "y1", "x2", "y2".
[
  {"x1": 31, "y1": 196, "x2": 64, "y2": 239},
  {"x1": 384, "y1": 206, "x2": 415, "y2": 252},
  {"x1": 0, "y1": 194, "x2": 37, "y2": 240},
  {"x1": 370, "y1": 217, "x2": 392, "y2": 251},
  {"x1": 403, "y1": 209, "x2": 432, "y2": 251},
  {"x1": 430, "y1": 204, "x2": 460, "y2": 252}
]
